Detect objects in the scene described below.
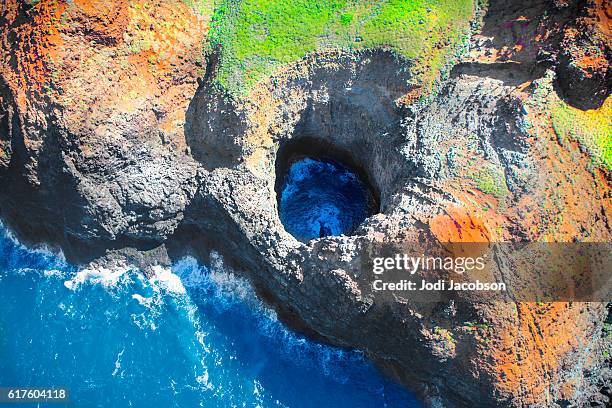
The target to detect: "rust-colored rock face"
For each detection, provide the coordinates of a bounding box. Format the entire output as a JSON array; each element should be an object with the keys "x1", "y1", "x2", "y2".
[
  {"x1": 429, "y1": 207, "x2": 491, "y2": 244},
  {"x1": 0, "y1": 0, "x2": 209, "y2": 243},
  {"x1": 0, "y1": 1, "x2": 610, "y2": 408},
  {"x1": 0, "y1": 0, "x2": 207, "y2": 166},
  {"x1": 64, "y1": 0, "x2": 130, "y2": 45}
]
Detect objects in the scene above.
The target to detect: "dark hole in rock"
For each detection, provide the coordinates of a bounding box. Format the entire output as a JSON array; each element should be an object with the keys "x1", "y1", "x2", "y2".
[{"x1": 276, "y1": 139, "x2": 379, "y2": 242}]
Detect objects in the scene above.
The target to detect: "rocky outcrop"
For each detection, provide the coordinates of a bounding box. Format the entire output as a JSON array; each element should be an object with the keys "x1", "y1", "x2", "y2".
[
  {"x1": 0, "y1": 0, "x2": 207, "y2": 258},
  {"x1": 0, "y1": 1, "x2": 610, "y2": 407},
  {"x1": 556, "y1": 0, "x2": 611, "y2": 109},
  {"x1": 182, "y1": 48, "x2": 611, "y2": 406}
]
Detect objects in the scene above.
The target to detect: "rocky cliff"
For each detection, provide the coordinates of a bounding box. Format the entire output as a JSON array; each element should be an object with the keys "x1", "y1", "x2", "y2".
[{"x1": 0, "y1": 1, "x2": 611, "y2": 407}]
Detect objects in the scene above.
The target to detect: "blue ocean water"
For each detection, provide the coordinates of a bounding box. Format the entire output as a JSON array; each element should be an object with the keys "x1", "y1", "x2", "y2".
[
  {"x1": 0, "y1": 224, "x2": 420, "y2": 407},
  {"x1": 279, "y1": 158, "x2": 375, "y2": 242}
]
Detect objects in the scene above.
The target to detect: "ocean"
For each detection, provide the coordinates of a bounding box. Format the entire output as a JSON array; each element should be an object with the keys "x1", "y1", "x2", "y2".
[{"x1": 0, "y1": 224, "x2": 420, "y2": 407}]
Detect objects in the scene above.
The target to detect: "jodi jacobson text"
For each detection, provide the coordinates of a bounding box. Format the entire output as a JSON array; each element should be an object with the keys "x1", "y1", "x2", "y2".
[{"x1": 372, "y1": 279, "x2": 507, "y2": 292}]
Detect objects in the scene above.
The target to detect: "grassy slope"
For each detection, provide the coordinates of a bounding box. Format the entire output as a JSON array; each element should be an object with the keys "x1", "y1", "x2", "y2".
[
  {"x1": 551, "y1": 96, "x2": 612, "y2": 170},
  {"x1": 207, "y1": 0, "x2": 474, "y2": 95},
  {"x1": 185, "y1": 0, "x2": 610, "y2": 174}
]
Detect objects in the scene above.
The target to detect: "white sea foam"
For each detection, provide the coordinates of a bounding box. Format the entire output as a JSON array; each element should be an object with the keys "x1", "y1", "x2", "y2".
[
  {"x1": 171, "y1": 252, "x2": 363, "y2": 381},
  {"x1": 2, "y1": 217, "x2": 364, "y2": 385},
  {"x1": 43, "y1": 269, "x2": 67, "y2": 278},
  {"x1": 131, "y1": 293, "x2": 151, "y2": 307},
  {"x1": 196, "y1": 369, "x2": 213, "y2": 390},
  {"x1": 0, "y1": 221, "x2": 400, "y2": 406},
  {"x1": 64, "y1": 264, "x2": 131, "y2": 290},
  {"x1": 149, "y1": 265, "x2": 186, "y2": 294},
  {"x1": 0, "y1": 220, "x2": 68, "y2": 267},
  {"x1": 112, "y1": 348, "x2": 125, "y2": 377}
]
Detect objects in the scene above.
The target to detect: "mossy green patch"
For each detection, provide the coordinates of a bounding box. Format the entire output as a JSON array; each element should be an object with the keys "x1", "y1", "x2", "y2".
[
  {"x1": 470, "y1": 164, "x2": 508, "y2": 201},
  {"x1": 340, "y1": 12, "x2": 354, "y2": 26},
  {"x1": 551, "y1": 97, "x2": 612, "y2": 170},
  {"x1": 207, "y1": 0, "x2": 475, "y2": 95},
  {"x1": 183, "y1": 0, "x2": 215, "y2": 17}
]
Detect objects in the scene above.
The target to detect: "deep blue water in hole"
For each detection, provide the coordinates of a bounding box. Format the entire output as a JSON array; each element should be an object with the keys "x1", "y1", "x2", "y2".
[
  {"x1": 0, "y1": 224, "x2": 421, "y2": 407},
  {"x1": 279, "y1": 158, "x2": 375, "y2": 242}
]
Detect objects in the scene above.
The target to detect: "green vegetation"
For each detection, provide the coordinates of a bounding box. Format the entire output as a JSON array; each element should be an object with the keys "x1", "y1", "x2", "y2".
[
  {"x1": 433, "y1": 326, "x2": 456, "y2": 344},
  {"x1": 206, "y1": 0, "x2": 475, "y2": 94},
  {"x1": 340, "y1": 12, "x2": 354, "y2": 25},
  {"x1": 183, "y1": 0, "x2": 215, "y2": 16},
  {"x1": 551, "y1": 97, "x2": 612, "y2": 170},
  {"x1": 127, "y1": 36, "x2": 154, "y2": 55},
  {"x1": 464, "y1": 321, "x2": 490, "y2": 331},
  {"x1": 604, "y1": 323, "x2": 612, "y2": 340},
  {"x1": 470, "y1": 164, "x2": 508, "y2": 200}
]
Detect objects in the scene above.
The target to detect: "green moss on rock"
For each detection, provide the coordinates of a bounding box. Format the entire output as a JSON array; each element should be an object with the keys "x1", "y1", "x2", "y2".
[{"x1": 207, "y1": 0, "x2": 475, "y2": 95}]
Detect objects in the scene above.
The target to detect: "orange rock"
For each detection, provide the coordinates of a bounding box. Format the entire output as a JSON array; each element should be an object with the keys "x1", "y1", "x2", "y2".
[
  {"x1": 429, "y1": 205, "x2": 491, "y2": 243},
  {"x1": 67, "y1": 0, "x2": 130, "y2": 45}
]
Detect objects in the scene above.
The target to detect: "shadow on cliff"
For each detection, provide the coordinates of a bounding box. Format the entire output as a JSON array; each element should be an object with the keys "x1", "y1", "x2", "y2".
[
  {"x1": 458, "y1": 0, "x2": 610, "y2": 109},
  {"x1": 0, "y1": 76, "x2": 166, "y2": 263},
  {"x1": 184, "y1": 44, "x2": 248, "y2": 171},
  {"x1": 184, "y1": 48, "x2": 416, "y2": 184}
]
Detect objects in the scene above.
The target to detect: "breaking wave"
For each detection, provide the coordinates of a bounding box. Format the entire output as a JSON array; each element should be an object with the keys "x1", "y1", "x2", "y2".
[{"x1": 0, "y1": 223, "x2": 419, "y2": 407}]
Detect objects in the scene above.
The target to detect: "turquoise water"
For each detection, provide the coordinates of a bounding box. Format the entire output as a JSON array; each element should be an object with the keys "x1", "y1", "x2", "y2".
[
  {"x1": 0, "y1": 225, "x2": 420, "y2": 407},
  {"x1": 279, "y1": 158, "x2": 376, "y2": 241}
]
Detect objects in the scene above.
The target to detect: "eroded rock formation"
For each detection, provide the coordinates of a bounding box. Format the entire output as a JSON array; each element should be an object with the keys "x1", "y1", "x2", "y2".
[{"x1": 0, "y1": 1, "x2": 610, "y2": 407}]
